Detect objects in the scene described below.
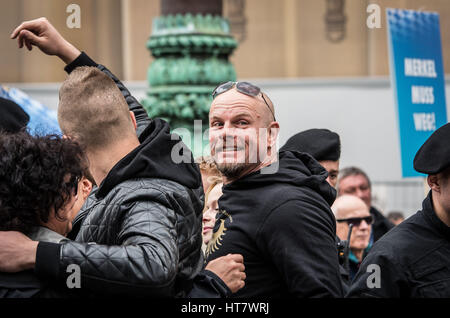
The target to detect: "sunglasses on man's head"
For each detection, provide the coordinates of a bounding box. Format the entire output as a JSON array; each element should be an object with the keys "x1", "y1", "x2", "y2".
[
  {"x1": 336, "y1": 215, "x2": 374, "y2": 227},
  {"x1": 212, "y1": 81, "x2": 276, "y2": 121}
]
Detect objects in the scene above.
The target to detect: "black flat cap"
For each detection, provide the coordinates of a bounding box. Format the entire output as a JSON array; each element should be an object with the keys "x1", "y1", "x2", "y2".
[
  {"x1": 0, "y1": 97, "x2": 29, "y2": 133},
  {"x1": 414, "y1": 122, "x2": 450, "y2": 174},
  {"x1": 281, "y1": 128, "x2": 341, "y2": 161}
]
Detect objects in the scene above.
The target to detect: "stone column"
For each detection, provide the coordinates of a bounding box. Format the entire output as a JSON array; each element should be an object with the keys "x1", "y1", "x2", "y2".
[{"x1": 142, "y1": 0, "x2": 238, "y2": 156}]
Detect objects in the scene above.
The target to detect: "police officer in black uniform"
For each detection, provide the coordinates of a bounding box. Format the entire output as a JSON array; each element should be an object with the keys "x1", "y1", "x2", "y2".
[{"x1": 347, "y1": 123, "x2": 450, "y2": 297}]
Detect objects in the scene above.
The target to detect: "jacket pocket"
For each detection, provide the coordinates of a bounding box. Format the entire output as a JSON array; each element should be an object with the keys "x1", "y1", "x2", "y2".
[
  {"x1": 409, "y1": 246, "x2": 450, "y2": 297},
  {"x1": 416, "y1": 278, "x2": 450, "y2": 298}
]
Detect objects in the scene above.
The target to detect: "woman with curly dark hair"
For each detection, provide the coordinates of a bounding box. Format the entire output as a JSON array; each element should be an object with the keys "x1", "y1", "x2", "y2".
[{"x1": 0, "y1": 132, "x2": 87, "y2": 297}]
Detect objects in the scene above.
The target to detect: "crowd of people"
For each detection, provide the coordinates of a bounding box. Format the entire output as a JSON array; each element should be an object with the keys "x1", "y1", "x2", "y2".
[{"x1": 0, "y1": 17, "x2": 449, "y2": 298}]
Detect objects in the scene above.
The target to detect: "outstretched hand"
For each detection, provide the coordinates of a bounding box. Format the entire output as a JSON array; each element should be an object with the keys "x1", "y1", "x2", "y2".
[
  {"x1": 11, "y1": 17, "x2": 80, "y2": 64},
  {"x1": 205, "y1": 254, "x2": 246, "y2": 293},
  {"x1": 0, "y1": 231, "x2": 38, "y2": 272}
]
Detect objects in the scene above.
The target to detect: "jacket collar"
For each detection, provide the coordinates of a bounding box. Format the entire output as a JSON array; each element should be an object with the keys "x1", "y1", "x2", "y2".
[
  {"x1": 27, "y1": 226, "x2": 67, "y2": 243},
  {"x1": 349, "y1": 242, "x2": 372, "y2": 264},
  {"x1": 422, "y1": 191, "x2": 450, "y2": 241},
  {"x1": 95, "y1": 118, "x2": 201, "y2": 199}
]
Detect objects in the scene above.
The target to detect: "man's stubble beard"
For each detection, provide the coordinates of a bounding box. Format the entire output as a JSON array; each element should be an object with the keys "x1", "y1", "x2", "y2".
[
  {"x1": 212, "y1": 136, "x2": 265, "y2": 180},
  {"x1": 215, "y1": 162, "x2": 251, "y2": 180},
  {"x1": 214, "y1": 149, "x2": 262, "y2": 180}
]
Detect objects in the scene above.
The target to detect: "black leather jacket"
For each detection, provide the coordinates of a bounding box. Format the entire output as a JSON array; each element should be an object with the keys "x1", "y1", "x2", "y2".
[{"x1": 35, "y1": 53, "x2": 206, "y2": 297}]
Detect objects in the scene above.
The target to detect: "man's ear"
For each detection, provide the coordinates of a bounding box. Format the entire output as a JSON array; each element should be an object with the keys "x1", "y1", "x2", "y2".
[
  {"x1": 267, "y1": 122, "x2": 280, "y2": 149},
  {"x1": 427, "y1": 174, "x2": 440, "y2": 193},
  {"x1": 130, "y1": 111, "x2": 137, "y2": 131},
  {"x1": 81, "y1": 178, "x2": 93, "y2": 200}
]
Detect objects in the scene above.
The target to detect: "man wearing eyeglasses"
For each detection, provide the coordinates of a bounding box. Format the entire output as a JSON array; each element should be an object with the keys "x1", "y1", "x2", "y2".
[
  {"x1": 332, "y1": 195, "x2": 373, "y2": 282},
  {"x1": 204, "y1": 81, "x2": 344, "y2": 297}
]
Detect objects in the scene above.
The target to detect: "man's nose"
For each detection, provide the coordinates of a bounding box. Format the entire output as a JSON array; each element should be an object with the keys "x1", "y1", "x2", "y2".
[
  {"x1": 358, "y1": 219, "x2": 370, "y2": 230},
  {"x1": 222, "y1": 125, "x2": 242, "y2": 138},
  {"x1": 355, "y1": 188, "x2": 365, "y2": 200},
  {"x1": 220, "y1": 132, "x2": 239, "y2": 147}
]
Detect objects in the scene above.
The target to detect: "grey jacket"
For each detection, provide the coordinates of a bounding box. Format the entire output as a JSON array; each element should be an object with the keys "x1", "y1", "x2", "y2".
[{"x1": 28, "y1": 226, "x2": 67, "y2": 243}]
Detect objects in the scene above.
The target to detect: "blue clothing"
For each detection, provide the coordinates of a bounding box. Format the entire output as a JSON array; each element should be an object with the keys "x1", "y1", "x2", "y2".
[
  {"x1": 0, "y1": 85, "x2": 61, "y2": 135},
  {"x1": 348, "y1": 242, "x2": 372, "y2": 282}
]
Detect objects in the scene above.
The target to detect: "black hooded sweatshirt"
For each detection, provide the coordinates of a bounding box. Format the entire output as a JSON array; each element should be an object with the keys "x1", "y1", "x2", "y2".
[
  {"x1": 205, "y1": 150, "x2": 344, "y2": 297},
  {"x1": 96, "y1": 117, "x2": 201, "y2": 199}
]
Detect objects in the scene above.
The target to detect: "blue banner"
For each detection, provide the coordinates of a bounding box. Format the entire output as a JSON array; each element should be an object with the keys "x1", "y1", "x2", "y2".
[{"x1": 387, "y1": 8, "x2": 448, "y2": 177}]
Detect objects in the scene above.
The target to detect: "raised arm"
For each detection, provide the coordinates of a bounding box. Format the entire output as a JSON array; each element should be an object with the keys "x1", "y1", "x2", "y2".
[
  {"x1": 11, "y1": 17, "x2": 150, "y2": 136},
  {"x1": 11, "y1": 17, "x2": 80, "y2": 64}
]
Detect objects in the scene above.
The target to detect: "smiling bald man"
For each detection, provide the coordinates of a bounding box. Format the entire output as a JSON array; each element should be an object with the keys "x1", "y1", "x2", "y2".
[{"x1": 204, "y1": 82, "x2": 344, "y2": 297}]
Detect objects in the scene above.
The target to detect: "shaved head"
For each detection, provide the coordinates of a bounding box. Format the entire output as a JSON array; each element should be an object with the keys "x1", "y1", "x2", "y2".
[
  {"x1": 332, "y1": 194, "x2": 372, "y2": 253},
  {"x1": 332, "y1": 195, "x2": 369, "y2": 219},
  {"x1": 260, "y1": 92, "x2": 275, "y2": 125},
  {"x1": 210, "y1": 88, "x2": 275, "y2": 127},
  {"x1": 58, "y1": 66, "x2": 136, "y2": 151}
]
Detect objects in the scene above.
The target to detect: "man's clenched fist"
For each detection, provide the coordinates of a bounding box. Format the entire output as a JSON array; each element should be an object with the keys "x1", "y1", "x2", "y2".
[{"x1": 205, "y1": 254, "x2": 246, "y2": 293}]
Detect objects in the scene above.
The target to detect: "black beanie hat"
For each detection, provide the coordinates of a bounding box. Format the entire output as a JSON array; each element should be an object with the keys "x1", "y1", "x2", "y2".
[
  {"x1": 414, "y1": 122, "x2": 450, "y2": 174},
  {"x1": 281, "y1": 128, "x2": 341, "y2": 161},
  {"x1": 0, "y1": 97, "x2": 30, "y2": 133}
]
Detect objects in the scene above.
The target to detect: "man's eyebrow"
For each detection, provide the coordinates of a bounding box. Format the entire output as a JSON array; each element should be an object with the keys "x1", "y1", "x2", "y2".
[
  {"x1": 210, "y1": 112, "x2": 253, "y2": 120},
  {"x1": 210, "y1": 115, "x2": 223, "y2": 121}
]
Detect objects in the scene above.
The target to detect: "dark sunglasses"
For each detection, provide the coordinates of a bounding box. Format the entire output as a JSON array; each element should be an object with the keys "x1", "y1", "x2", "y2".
[
  {"x1": 212, "y1": 81, "x2": 276, "y2": 121},
  {"x1": 336, "y1": 215, "x2": 374, "y2": 227}
]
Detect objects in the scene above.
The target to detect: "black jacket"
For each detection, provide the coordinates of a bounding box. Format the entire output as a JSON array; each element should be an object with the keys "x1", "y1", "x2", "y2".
[
  {"x1": 36, "y1": 118, "x2": 205, "y2": 297},
  {"x1": 65, "y1": 53, "x2": 230, "y2": 298},
  {"x1": 0, "y1": 271, "x2": 61, "y2": 298},
  {"x1": 370, "y1": 206, "x2": 394, "y2": 242},
  {"x1": 34, "y1": 53, "x2": 207, "y2": 297},
  {"x1": 347, "y1": 191, "x2": 450, "y2": 298},
  {"x1": 205, "y1": 150, "x2": 344, "y2": 297}
]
